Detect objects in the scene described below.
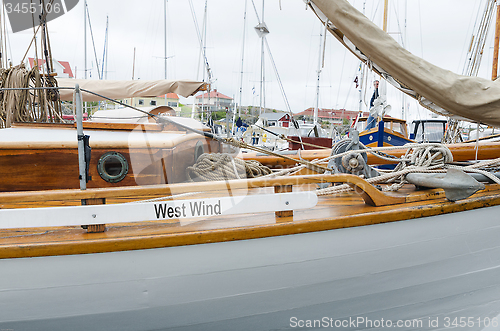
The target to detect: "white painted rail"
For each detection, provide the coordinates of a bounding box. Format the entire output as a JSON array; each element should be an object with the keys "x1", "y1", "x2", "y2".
[{"x1": 0, "y1": 192, "x2": 318, "y2": 229}]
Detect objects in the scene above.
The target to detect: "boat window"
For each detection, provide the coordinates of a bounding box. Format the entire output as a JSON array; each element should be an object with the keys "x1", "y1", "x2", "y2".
[
  {"x1": 355, "y1": 119, "x2": 366, "y2": 131},
  {"x1": 138, "y1": 99, "x2": 144, "y2": 105},
  {"x1": 150, "y1": 100, "x2": 157, "y2": 106},
  {"x1": 392, "y1": 122, "x2": 404, "y2": 135},
  {"x1": 423, "y1": 122, "x2": 445, "y2": 142},
  {"x1": 97, "y1": 152, "x2": 129, "y2": 183},
  {"x1": 414, "y1": 122, "x2": 445, "y2": 142}
]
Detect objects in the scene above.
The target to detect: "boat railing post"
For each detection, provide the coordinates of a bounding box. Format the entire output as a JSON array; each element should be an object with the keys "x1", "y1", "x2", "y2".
[
  {"x1": 75, "y1": 84, "x2": 106, "y2": 233},
  {"x1": 274, "y1": 184, "x2": 293, "y2": 219},
  {"x1": 75, "y1": 84, "x2": 86, "y2": 190}
]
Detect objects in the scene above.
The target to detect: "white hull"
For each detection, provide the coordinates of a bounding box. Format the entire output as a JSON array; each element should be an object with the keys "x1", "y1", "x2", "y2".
[{"x1": 2, "y1": 205, "x2": 500, "y2": 330}]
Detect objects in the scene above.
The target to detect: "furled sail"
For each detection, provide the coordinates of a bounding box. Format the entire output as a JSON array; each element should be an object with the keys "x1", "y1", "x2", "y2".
[
  {"x1": 307, "y1": 0, "x2": 500, "y2": 126},
  {"x1": 56, "y1": 78, "x2": 207, "y2": 102}
]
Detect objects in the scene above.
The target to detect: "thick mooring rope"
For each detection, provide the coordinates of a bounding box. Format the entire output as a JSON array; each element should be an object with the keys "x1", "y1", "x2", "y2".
[{"x1": 186, "y1": 153, "x2": 272, "y2": 182}]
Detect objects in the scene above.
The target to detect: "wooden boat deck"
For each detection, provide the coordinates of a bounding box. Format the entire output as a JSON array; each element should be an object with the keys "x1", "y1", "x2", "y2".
[{"x1": 1, "y1": 175, "x2": 500, "y2": 259}]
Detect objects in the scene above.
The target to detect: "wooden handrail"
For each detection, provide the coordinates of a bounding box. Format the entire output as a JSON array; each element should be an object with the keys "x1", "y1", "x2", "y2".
[{"x1": 0, "y1": 174, "x2": 405, "y2": 207}]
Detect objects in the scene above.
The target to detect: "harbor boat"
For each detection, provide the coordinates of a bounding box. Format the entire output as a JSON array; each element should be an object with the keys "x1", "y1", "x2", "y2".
[
  {"x1": 353, "y1": 115, "x2": 413, "y2": 147},
  {"x1": 410, "y1": 119, "x2": 448, "y2": 143},
  {"x1": 2, "y1": 87, "x2": 500, "y2": 330},
  {"x1": 4, "y1": 0, "x2": 500, "y2": 330},
  {"x1": 2, "y1": 149, "x2": 500, "y2": 330},
  {"x1": 241, "y1": 113, "x2": 331, "y2": 151}
]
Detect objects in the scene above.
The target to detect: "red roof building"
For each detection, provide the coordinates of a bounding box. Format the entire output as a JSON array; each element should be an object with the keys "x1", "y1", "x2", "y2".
[
  {"x1": 196, "y1": 89, "x2": 234, "y2": 112},
  {"x1": 27, "y1": 58, "x2": 74, "y2": 78}
]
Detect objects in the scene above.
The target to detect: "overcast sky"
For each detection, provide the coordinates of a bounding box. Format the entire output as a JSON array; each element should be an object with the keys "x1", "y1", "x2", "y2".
[{"x1": 5, "y1": 0, "x2": 496, "y2": 122}]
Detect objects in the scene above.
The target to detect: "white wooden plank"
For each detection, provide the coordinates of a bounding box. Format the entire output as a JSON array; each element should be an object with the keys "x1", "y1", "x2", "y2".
[{"x1": 0, "y1": 192, "x2": 318, "y2": 229}]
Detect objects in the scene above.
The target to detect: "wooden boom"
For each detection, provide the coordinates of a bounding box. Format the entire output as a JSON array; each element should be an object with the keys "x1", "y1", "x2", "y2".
[{"x1": 239, "y1": 142, "x2": 500, "y2": 168}]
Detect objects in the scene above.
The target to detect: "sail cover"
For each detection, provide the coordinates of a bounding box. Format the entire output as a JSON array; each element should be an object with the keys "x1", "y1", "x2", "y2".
[
  {"x1": 56, "y1": 78, "x2": 206, "y2": 102},
  {"x1": 308, "y1": 0, "x2": 500, "y2": 126}
]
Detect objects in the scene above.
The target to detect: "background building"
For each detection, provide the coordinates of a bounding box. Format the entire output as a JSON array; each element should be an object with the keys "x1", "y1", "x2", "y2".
[
  {"x1": 196, "y1": 89, "x2": 233, "y2": 112},
  {"x1": 27, "y1": 57, "x2": 74, "y2": 78}
]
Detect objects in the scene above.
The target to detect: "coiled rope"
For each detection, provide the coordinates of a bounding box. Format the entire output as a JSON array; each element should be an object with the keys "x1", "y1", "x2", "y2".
[
  {"x1": 186, "y1": 153, "x2": 272, "y2": 182},
  {"x1": 0, "y1": 64, "x2": 62, "y2": 128}
]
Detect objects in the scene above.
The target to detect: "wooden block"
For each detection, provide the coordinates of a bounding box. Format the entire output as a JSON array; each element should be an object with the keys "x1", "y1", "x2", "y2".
[
  {"x1": 81, "y1": 198, "x2": 106, "y2": 233},
  {"x1": 274, "y1": 185, "x2": 293, "y2": 218}
]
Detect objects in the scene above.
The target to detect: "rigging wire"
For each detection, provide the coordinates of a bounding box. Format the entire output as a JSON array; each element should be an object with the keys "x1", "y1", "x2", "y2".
[
  {"x1": 458, "y1": 1, "x2": 481, "y2": 74},
  {"x1": 85, "y1": 2, "x2": 101, "y2": 79},
  {"x1": 189, "y1": 0, "x2": 213, "y2": 83},
  {"x1": 101, "y1": 16, "x2": 108, "y2": 80},
  {"x1": 263, "y1": 38, "x2": 292, "y2": 113}
]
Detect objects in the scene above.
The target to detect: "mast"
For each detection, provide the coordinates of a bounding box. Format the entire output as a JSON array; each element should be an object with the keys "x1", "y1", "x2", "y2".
[
  {"x1": 493, "y1": 1, "x2": 500, "y2": 80},
  {"x1": 202, "y1": 0, "x2": 208, "y2": 122},
  {"x1": 0, "y1": 4, "x2": 4, "y2": 68},
  {"x1": 238, "y1": 0, "x2": 248, "y2": 119},
  {"x1": 260, "y1": 0, "x2": 265, "y2": 116},
  {"x1": 402, "y1": 0, "x2": 407, "y2": 120},
  {"x1": 132, "y1": 47, "x2": 136, "y2": 80},
  {"x1": 358, "y1": 0, "x2": 367, "y2": 114},
  {"x1": 101, "y1": 15, "x2": 108, "y2": 80},
  {"x1": 164, "y1": 0, "x2": 167, "y2": 106},
  {"x1": 314, "y1": 22, "x2": 328, "y2": 128},
  {"x1": 83, "y1": 0, "x2": 87, "y2": 114},
  {"x1": 383, "y1": 0, "x2": 388, "y2": 32},
  {"x1": 84, "y1": 0, "x2": 87, "y2": 79}
]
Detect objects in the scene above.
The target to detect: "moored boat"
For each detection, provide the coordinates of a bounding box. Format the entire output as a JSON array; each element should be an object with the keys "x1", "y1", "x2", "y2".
[
  {"x1": 353, "y1": 115, "x2": 413, "y2": 147},
  {"x1": 4, "y1": 0, "x2": 500, "y2": 330}
]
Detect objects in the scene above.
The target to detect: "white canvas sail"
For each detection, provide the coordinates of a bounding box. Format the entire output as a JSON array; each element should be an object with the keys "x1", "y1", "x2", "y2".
[
  {"x1": 308, "y1": 0, "x2": 500, "y2": 126},
  {"x1": 56, "y1": 78, "x2": 206, "y2": 101}
]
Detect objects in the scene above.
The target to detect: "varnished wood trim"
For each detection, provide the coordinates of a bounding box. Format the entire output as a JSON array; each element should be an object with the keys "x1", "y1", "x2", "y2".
[
  {"x1": 0, "y1": 132, "x2": 206, "y2": 149},
  {"x1": 13, "y1": 121, "x2": 211, "y2": 133},
  {"x1": 1, "y1": 191, "x2": 499, "y2": 259},
  {"x1": 0, "y1": 174, "x2": 405, "y2": 206},
  {"x1": 240, "y1": 142, "x2": 500, "y2": 167}
]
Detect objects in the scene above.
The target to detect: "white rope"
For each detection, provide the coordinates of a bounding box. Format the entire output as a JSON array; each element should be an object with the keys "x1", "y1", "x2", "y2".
[
  {"x1": 263, "y1": 142, "x2": 452, "y2": 180},
  {"x1": 316, "y1": 143, "x2": 456, "y2": 196}
]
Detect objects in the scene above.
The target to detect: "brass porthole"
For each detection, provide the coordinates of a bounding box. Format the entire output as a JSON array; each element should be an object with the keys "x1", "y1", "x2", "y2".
[{"x1": 97, "y1": 152, "x2": 129, "y2": 183}]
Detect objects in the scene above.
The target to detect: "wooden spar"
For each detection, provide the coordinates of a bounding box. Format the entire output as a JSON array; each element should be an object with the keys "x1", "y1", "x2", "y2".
[
  {"x1": 493, "y1": 3, "x2": 500, "y2": 80},
  {"x1": 239, "y1": 142, "x2": 500, "y2": 168}
]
